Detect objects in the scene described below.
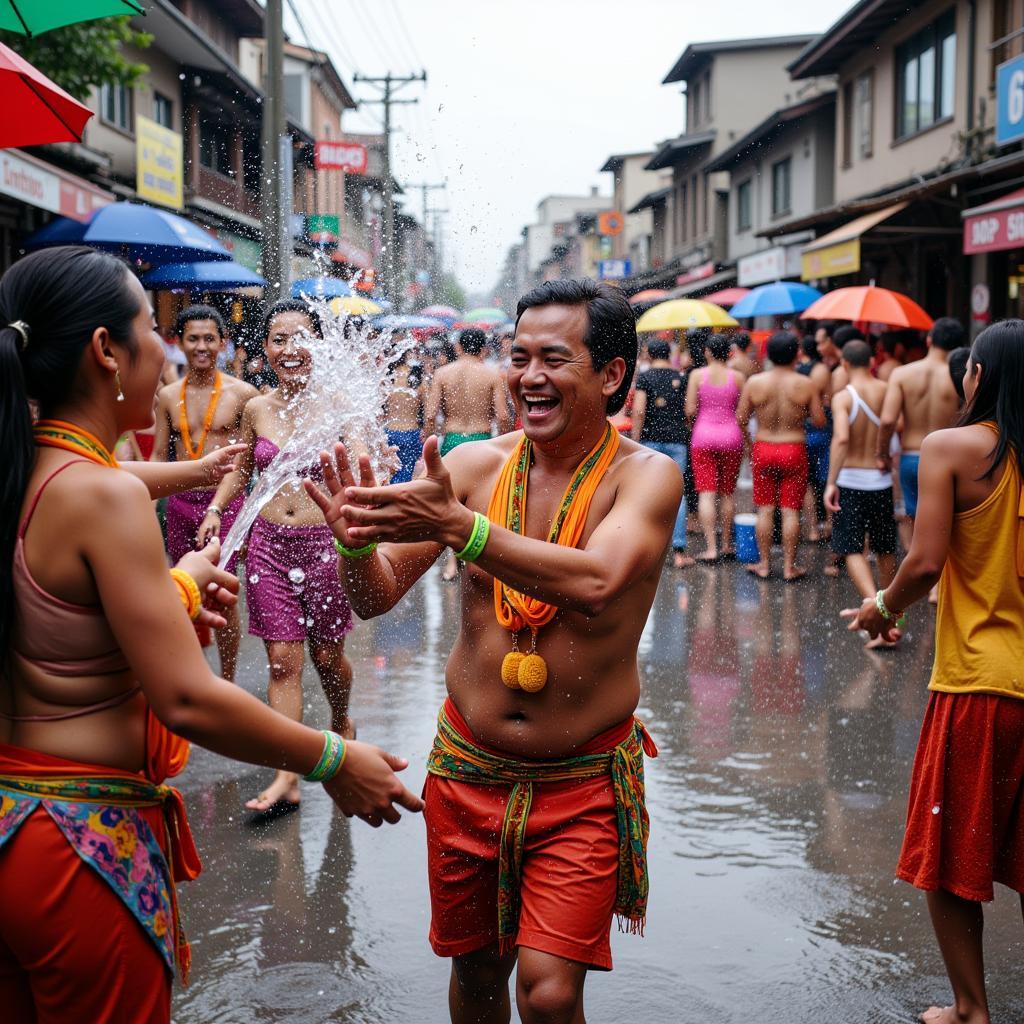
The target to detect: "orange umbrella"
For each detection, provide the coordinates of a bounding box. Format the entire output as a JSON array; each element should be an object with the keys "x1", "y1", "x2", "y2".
[{"x1": 801, "y1": 284, "x2": 933, "y2": 330}]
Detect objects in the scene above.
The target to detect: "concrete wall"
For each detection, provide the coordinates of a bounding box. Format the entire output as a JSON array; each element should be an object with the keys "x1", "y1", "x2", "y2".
[
  {"x1": 726, "y1": 104, "x2": 835, "y2": 262},
  {"x1": 612, "y1": 155, "x2": 667, "y2": 262},
  {"x1": 833, "y1": 0, "x2": 986, "y2": 201},
  {"x1": 526, "y1": 193, "x2": 608, "y2": 274},
  {"x1": 83, "y1": 45, "x2": 184, "y2": 186}
]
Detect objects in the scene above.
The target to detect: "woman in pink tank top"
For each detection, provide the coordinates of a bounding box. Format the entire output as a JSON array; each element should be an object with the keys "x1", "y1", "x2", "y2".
[
  {"x1": 686, "y1": 333, "x2": 745, "y2": 561},
  {"x1": 0, "y1": 247, "x2": 422, "y2": 1023}
]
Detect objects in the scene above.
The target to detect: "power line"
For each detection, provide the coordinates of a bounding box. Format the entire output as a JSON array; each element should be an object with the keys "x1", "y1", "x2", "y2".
[{"x1": 301, "y1": 0, "x2": 360, "y2": 77}]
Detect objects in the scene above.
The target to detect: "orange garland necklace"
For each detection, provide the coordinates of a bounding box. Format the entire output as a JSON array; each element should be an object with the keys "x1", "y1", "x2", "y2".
[
  {"x1": 178, "y1": 370, "x2": 222, "y2": 460},
  {"x1": 34, "y1": 419, "x2": 119, "y2": 468},
  {"x1": 487, "y1": 421, "x2": 619, "y2": 693}
]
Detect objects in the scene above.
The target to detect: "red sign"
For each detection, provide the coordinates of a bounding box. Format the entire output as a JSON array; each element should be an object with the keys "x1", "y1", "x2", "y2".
[
  {"x1": 598, "y1": 210, "x2": 624, "y2": 236},
  {"x1": 963, "y1": 199, "x2": 1024, "y2": 254},
  {"x1": 315, "y1": 141, "x2": 368, "y2": 174}
]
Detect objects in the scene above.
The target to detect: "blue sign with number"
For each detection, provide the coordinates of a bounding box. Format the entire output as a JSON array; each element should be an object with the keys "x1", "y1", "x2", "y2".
[
  {"x1": 997, "y1": 54, "x2": 1024, "y2": 146},
  {"x1": 598, "y1": 259, "x2": 631, "y2": 280}
]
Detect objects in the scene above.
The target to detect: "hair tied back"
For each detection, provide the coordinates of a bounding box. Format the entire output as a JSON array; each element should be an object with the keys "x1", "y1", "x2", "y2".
[{"x1": 8, "y1": 320, "x2": 29, "y2": 351}]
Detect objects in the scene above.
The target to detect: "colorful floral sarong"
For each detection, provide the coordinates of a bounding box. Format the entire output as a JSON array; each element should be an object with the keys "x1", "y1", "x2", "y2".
[
  {"x1": 0, "y1": 743, "x2": 200, "y2": 982},
  {"x1": 426, "y1": 701, "x2": 657, "y2": 953}
]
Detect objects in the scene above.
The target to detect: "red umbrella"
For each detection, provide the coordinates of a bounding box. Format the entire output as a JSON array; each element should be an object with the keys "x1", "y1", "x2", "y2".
[
  {"x1": 704, "y1": 287, "x2": 749, "y2": 307},
  {"x1": 802, "y1": 284, "x2": 933, "y2": 330},
  {"x1": 629, "y1": 289, "x2": 668, "y2": 305},
  {"x1": 0, "y1": 39, "x2": 93, "y2": 146}
]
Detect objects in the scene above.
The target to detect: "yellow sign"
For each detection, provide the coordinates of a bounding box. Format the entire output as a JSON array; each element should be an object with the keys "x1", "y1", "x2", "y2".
[
  {"x1": 136, "y1": 114, "x2": 183, "y2": 210},
  {"x1": 801, "y1": 239, "x2": 860, "y2": 281}
]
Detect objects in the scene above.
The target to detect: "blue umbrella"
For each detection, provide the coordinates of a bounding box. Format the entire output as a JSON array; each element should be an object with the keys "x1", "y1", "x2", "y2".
[
  {"x1": 291, "y1": 277, "x2": 352, "y2": 299},
  {"x1": 141, "y1": 260, "x2": 265, "y2": 290},
  {"x1": 729, "y1": 281, "x2": 823, "y2": 318},
  {"x1": 373, "y1": 314, "x2": 445, "y2": 331},
  {"x1": 24, "y1": 202, "x2": 232, "y2": 264}
]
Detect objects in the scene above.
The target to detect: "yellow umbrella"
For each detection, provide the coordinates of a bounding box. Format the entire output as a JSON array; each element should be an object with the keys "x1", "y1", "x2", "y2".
[
  {"x1": 635, "y1": 298, "x2": 738, "y2": 331},
  {"x1": 330, "y1": 295, "x2": 382, "y2": 316}
]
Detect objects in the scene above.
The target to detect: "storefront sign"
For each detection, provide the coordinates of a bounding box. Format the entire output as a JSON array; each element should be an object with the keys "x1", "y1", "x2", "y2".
[
  {"x1": 597, "y1": 211, "x2": 624, "y2": 236},
  {"x1": 676, "y1": 261, "x2": 714, "y2": 286},
  {"x1": 307, "y1": 214, "x2": 340, "y2": 236},
  {"x1": 0, "y1": 149, "x2": 110, "y2": 222},
  {"x1": 801, "y1": 239, "x2": 860, "y2": 281},
  {"x1": 963, "y1": 202, "x2": 1024, "y2": 253},
  {"x1": 971, "y1": 283, "x2": 991, "y2": 323},
  {"x1": 997, "y1": 54, "x2": 1024, "y2": 147},
  {"x1": 315, "y1": 141, "x2": 368, "y2": 174},
  {"x1": 598, "y1": 258, "x2": 631, "y2": 279},
  {"x1": 738, "y1": 245, "x2": 804, "y2": 286},
  {"x1": 136, "y1": 115, "x2": 183, "y2": 210},
  {"x1": 214, "y1": 229, "x2": 261, "y2": 273}
]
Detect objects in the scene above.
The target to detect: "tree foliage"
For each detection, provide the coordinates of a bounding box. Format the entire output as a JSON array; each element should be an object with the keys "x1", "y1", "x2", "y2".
[{"x1": 1, "y1": 17, "x2": 152, "y2": 101}]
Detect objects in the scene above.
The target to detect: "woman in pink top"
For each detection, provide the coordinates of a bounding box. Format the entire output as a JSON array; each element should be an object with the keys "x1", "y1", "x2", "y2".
[{"x1": 686, "y1": 333, "x2": 744, "y2": 561}]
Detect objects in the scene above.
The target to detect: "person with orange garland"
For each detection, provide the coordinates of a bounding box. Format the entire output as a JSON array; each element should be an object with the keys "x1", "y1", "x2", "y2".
[
  {"x1": 304, "y1": 279, "x2": 677, "y2": 1024},
  {"x1": 0, "y1": 247, "x2": 423, "y2": 1024},
  {"x1": 844, "y1": 319, "x2": 1024, "y2": 1024},
  {"x1": 153, "y1": 305, "x2": 258, "y2": 681}
]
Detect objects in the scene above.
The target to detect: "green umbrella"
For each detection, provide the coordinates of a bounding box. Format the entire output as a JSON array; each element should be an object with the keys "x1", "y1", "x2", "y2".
[{"x1": 0, "y1": 0, "x2": 143, "y2": 37}]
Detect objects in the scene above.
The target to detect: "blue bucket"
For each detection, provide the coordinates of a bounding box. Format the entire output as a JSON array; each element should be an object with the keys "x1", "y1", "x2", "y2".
[{"x1": 734, "y1": 513, "x2": 759, "y2": 564}]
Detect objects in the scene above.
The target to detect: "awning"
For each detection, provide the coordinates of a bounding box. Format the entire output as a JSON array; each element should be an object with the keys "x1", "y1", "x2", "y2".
[
  {"x1": 669, "y1": 267, "x2": 736, "y2": 298},
  {"x1": 644, "y1": 130, "x2": 716, "y2": 171},
  {"x1": 0, "y1": 149, "x2": 111, "y2": 222},
  {"x1": 800, "y1": 202, "x2": 907, "y2": 281},
  {"x1": 332, "y1": 237, "x2": 373, "y2": 269},
  {"x1": 962, "y1": 188, "x2": 1024, "y2": 254},
  {"x1": 628, "y1": 185, "x2": 672, "y2": 214}
]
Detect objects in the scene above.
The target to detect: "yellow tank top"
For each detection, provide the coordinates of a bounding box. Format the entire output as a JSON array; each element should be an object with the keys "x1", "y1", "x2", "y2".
[{"x1": 930, "y1": 447, "x2": 1024, "y2": 698}]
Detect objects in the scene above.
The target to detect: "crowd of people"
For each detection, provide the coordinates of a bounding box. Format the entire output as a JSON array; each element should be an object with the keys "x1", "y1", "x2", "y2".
[{"x1": 0, "y1": 250, "x2": 1021, "y2": 1024}]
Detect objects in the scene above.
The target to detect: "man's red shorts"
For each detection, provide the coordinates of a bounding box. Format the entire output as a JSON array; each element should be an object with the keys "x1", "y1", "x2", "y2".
[
  {"x1": 424, "y1": 701, "x2": 631, "y2": 970},
  {"x1": 751, "y1": 440, "x2": 808, "y2": 510},
  {"x1": 897, "y1": 690, "x2": 1024, "y2": 902}
]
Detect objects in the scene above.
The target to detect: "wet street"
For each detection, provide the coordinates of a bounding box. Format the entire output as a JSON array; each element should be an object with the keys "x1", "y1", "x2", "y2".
[{"x1": 172, "y1": 550, "x2": 1024, "y2": 1024}]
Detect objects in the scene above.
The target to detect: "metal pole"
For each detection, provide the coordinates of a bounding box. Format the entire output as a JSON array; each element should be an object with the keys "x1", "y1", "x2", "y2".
[
  {"x1": 380, "y1": 75, "x2": 396, "y2": 305},
  {"x1": 261, "y1": 0, "x2": 287, "y2": 299}
]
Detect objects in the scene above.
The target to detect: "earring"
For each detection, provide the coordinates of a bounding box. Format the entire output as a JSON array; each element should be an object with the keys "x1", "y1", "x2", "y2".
[{"x1": 114, "y1": 368, "x2": 125, "y2": 402}]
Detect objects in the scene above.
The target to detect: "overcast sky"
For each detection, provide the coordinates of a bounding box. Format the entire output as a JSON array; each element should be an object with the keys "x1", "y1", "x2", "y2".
[{"x1": 289, "y1": 0, "x2": 853, "y2": 299}]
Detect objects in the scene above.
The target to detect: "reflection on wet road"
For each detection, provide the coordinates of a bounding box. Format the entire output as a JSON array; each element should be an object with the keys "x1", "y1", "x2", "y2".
[{"x1": 173, "y1": 554, "x2": 1024, "y2": 1023}]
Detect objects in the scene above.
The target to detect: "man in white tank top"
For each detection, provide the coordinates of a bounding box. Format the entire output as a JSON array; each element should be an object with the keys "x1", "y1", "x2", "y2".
[{"x1": 824, "y1": 340, "x2": 898, "y2": 646}]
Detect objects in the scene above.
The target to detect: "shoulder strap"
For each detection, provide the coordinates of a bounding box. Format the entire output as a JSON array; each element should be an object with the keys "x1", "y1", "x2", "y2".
[
  {"x1": 849, "y1": 383, "x2": 881, "y2": 427},
  {"x1": 18, "y1": 460, "x2": 93, "y2": 540}
]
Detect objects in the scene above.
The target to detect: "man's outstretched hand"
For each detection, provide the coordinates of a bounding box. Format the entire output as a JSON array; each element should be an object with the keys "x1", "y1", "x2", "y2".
[{"x1": 303, "y1": 442, "x2": 380, "y2": 549}]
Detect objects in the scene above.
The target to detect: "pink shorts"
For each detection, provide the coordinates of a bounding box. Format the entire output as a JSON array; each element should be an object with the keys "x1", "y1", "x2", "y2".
[
  {"x1": 166, "y1": 488, "x2": 243, "y2": 573},
  {"x1": 751, "y1": 441, "x2": 808, "y2": 510},
  {"x1": 690, "y1": 445, "x2": 742, "y2": 495},
  {"x1": 245, "y1": 517, "x2": 353, "y2": 644}
]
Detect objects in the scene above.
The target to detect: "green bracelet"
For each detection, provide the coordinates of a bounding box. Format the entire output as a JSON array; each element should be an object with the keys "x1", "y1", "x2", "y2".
[
  {"x1": 303, "y1": 729, "x2": 348, "y2": 782},
  {"x1": 334, "y1": 537, "x2": 379, "y2": 558},
  {"x1": 455, "y1": 511, "x2": 490, "y2": 562},
  {"x1": 874, "y1": 589, "x2": 907, "y2": 629}
]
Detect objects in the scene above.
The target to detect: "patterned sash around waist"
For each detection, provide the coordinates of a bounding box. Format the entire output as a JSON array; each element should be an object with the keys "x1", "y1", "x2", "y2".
[{"x1": 426, "y1": 705, "x2": 657, "y2": 952}]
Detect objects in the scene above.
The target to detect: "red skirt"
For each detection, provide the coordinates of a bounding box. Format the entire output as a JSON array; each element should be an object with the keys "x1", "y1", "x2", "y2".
[{"x1": 897, "y1": 690, "x2": 1024, "y2": 902}]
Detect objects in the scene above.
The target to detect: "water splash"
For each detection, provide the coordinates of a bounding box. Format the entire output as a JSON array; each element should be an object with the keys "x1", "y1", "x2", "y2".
[{"x1": 219, "y1": 300, "x2": 415, "y2": 568}]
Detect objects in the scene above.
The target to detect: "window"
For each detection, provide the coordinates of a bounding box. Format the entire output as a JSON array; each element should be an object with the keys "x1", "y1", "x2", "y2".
[
  {"x1": 153, "y1": 92, "x2": 173, "y2": 129},
  {"x1": 199, "y1": 122, "x2": 233, "y2": 176},
  {"x1": 896, "y1": 10, "x2": 956, "y2": 138},
  {"x1": 691, "y1": 173, "x2": 698, "y2": 237},
  {"x1": 690, "y1": 80, "x2": 701, "y2": 129},
  {"x1": 737, "y1": 180, "x2": 752, "y2": 231},
  {"x1": 702, "y1": 71, "x2": 711, "y2": 124},
  {"x1": 842, "y1": 80, "x2": 853, "y2": 168},
  {"x1": 771, "y1": 158, "x2": 791, "y2": 218},
  {"x1": 100, "y1": 83, "x2": 133, "y2": 132},
  {"x1": 855, "y1": 71, "x2": 874, "y2": 158}
]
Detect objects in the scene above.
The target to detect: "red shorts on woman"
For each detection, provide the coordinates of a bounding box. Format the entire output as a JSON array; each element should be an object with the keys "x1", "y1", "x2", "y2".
[
  {"x1": 897, "y1": 690, "x2": 1024, "y2": 902},
  {"x1": 751, "y1": 441, "x2": 808, "y2": 510},
  {"x1": 690, "y1": 445, "x2": 742, "y2": 495}
]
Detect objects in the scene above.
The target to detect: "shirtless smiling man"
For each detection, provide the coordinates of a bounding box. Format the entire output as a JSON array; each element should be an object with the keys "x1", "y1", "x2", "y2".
[
  {"x1": 305, "y1": 279, "x2": 680, "y2": 1024},
  {"x1": 153, "y1": 305, "x2": 258, "y2": 680},
  {"x1": 737, "y1": 330, "x2": 826, "y2": 581},
  {"x1": 425, "y1": 326, "x2": 513, "y2": 580}
]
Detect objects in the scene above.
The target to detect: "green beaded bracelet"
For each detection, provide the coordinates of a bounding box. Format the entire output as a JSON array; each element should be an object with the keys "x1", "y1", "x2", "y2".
[
  {"x1": 334, "y1": 537, "x2": 379, "y2": 558},
  {"x1": 874, "y1": 589, "x2": 907, "y2": 629},
  {"x1": 303, "y1": 730, "x2": 347, "y2": 782},
  {"x1": 455, "y1": 511, "x2": 490, "y2": 562}
]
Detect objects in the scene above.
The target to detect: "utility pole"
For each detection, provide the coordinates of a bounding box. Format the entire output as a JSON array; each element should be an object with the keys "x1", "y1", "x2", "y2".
[
  {"x1": 408, "y1": 181, "x2": 445, "y2": 234},
  {"x1": 428, "y1": 206, "x2": 449, "y2": 279},
  {"x1": 353, "y1": 71, "x2": 426, "y2": 305},
  {"x1": 261, "y1": 0, "x2": 287, "y2": 298}
]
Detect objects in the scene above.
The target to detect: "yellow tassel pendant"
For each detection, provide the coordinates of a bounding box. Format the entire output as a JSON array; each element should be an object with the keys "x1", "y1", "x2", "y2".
[
  {"x1": 517, "y1": 654, "x2": 548, "y2": 692},
  {"x1": 501, "y1": 651, "x2": 525, "y2": 689}
]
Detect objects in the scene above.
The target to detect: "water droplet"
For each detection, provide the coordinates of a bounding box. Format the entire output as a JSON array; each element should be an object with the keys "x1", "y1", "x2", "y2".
[
  {"x1": 248, "y1": 573, "x2": 260, "y2": 584},
  {"x1": 320, "y1": 548, "x2": 333, "y2": 562},
  {"x1": 288, "y1": 567, "x2": 306, "y2": 585},
  {"x1": 297, "y1": 616, "x2": 306, "y2": 625},
  {"x1": 931, "y1": 804, "x2": 941, "y2": 815}
]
